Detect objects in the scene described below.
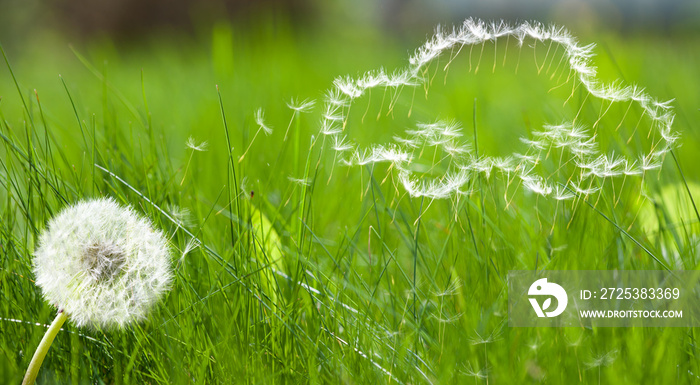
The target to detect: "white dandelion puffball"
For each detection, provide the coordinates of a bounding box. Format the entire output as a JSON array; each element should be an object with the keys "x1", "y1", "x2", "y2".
[{"x1": 34, "y1": 198, "x2": 173, "y2": 329}]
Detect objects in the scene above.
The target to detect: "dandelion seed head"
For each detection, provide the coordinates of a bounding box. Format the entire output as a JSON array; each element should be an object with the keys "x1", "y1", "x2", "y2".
[{"x1": 33, "y1": 198, "x2": 172, "y2": 329}]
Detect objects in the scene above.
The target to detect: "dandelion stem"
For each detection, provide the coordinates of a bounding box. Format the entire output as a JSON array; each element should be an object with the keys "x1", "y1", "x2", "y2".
[
  {"x1": 283, "y1": 111, "x2": 297, "y2": 141},
  {"x1": 238, "y1": 127, "x2": 266, "y2": 163},
  {"x1": 23, "y1": 309, "x2": 68, "y2": 385}
]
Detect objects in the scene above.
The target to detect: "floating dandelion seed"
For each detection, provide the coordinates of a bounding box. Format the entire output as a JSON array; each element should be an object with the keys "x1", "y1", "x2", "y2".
[
  {"x1": 286, "y1": 97, "x2": 316, "y2": 113},
  {"x1": 288, "y1": 176, "x2": 312, "y2": 186},
  {"x1": 179, "y1": 238, "x2": 200, "y2": 266},
  {"x1": 460, "y1": 363, "x2": 488, "y2": 380},
  {"x1": 239, "y1": 108, "x2": 274, "y2": 163},
  {"x1": 181, "y1": 137, "x2": 208, "y2": 185},
  {"x1": 331, "y1": 135, "x2": 353, "y2": 152},
  {"x1": 284, "y1": 98, "x2": 315, "y2": 140},
  {"x1": 185, "y1": 136, "x2": 208, "y2": 152},
  {"x1": 254, "y1": 108, "x2": 273, "y2": 135},
  {"x1": 468, "y1": 329, "x2": 502, "y2": 345},
  {"x1": 25, "y1": 198, "x2": 172, "y2": 385},
  {"x1": 586, "y1": 349, "x2": 618, "y2": 385},
  {"x1": 585, "y1": 349, "x2": 618, "y2": 369}
]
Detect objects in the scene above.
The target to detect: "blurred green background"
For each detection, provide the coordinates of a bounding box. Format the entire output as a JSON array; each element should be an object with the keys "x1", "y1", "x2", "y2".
[{"x1": 2, "y1": 0, "x2": 699, "y2": 178}]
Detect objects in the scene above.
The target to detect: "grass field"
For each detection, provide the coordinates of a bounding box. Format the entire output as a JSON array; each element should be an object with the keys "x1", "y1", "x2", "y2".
[{"x1": 2, "y1": 19, "x2": 700, "y2": 384}]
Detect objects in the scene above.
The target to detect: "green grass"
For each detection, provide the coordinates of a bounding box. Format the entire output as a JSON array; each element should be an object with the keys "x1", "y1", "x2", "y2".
[{"x1": 1, "y1": 21, "x2": 700, "y2": 384}]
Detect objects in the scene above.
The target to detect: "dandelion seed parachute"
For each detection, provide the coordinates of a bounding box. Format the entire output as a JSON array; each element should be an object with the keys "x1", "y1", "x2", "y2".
[
  {"x1": 33, "y1": 198, "x2": 172, "y2": 329},
  {"x1": 254, "y1": 108, "x2": 273, "y2": 135}
]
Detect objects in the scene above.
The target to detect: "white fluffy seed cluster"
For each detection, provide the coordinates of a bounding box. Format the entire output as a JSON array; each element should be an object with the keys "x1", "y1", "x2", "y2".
[
  {"x1": 320, "y1": 18, "x2": 678, "y2": 199},
  {"x1": 34, "y1": 198, "x2": 172, "y2": 329}
]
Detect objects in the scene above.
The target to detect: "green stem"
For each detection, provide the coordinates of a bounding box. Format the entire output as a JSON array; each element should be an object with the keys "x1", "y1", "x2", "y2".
[{"x1": 23, "y1": 309, "x2": 68, "y2": 385}]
